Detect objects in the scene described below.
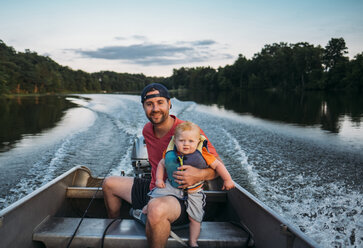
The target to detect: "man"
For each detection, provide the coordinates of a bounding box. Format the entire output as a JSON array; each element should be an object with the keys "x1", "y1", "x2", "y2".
[{"x1": 102, "y1": 83, "x2": 219, "y2": 248}]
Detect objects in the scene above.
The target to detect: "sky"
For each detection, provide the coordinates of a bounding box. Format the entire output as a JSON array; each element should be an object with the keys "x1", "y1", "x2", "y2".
[{"x1": 1, "y1": 0, "x2": 363, "y2": 77}]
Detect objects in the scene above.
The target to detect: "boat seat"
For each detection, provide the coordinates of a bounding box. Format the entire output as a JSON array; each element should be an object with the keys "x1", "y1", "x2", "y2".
[
  {"x1": 66, "y1": 187, "x2": 228, "y2": 202},
  {"x1": 33, "y1": 217, "x2": 249, "y2": 248}
]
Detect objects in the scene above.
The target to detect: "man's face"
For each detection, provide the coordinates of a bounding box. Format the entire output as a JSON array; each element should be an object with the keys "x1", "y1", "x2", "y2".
[{"x1": 143, "y1": 90, "x2": 171, "y2": 125}]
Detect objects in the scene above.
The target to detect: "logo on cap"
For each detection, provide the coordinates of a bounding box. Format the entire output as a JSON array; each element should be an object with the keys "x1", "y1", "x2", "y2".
[{"x1": 141, "y1": 83, "x2": 170, "y2": 103}]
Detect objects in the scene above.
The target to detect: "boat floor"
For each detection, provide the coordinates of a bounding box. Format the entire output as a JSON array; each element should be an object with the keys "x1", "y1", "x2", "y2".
[{"x1": 33, "y1": 216, "x2": 250, "y2": 248}]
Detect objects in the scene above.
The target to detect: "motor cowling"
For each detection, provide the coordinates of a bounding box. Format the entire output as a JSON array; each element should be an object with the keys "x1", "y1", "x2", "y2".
[{"x1": 131, "y1": 136, "x2": 151, "y2": 179}]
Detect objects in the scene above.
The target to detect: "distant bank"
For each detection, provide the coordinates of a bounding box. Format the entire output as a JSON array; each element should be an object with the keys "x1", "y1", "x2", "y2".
[{"x1": 1, "y1": 38, "x2": 362, "y2": 95}]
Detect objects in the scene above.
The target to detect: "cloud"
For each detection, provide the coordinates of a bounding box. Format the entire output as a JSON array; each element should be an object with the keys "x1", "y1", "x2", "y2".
[
  {"x1": 192, "y1": 40, "x2": 216, "y2": 46},
  {"x1": 72, "y1": 39, "x2": 232, "y2": 66},
  {"x1": 115, "y1": 35, "x2": 148, "y2": 41}
]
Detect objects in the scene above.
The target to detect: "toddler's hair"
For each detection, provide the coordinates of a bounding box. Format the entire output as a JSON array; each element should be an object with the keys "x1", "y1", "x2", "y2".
[{"x1": 174, "y1": 121, "x2": 200, "y2": 138}]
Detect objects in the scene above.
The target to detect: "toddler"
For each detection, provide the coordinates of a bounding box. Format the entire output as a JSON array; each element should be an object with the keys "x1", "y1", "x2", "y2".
[{"x1": 148, "y1": 121, "x2": 234, "y2": 247}]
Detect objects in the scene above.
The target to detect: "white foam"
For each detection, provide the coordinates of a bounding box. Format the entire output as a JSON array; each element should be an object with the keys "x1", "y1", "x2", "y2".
[
  {"x1": 72, "y1": 94, "x2": 140, "y2": 115},
  {"x1": 219, "y1": 128, "x2": 259, "y2": 187},
  {"x1": 260, "y1": 173, "x2": 362, "y2": 247},
  {"x1": 109, "y1": 143, "x2": 134, "y2": 176}
]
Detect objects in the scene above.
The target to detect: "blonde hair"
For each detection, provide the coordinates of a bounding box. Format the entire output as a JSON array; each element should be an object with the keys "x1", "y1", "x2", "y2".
[{"x1": 174, "y1": 121, "x2": 200, "y2": 138}]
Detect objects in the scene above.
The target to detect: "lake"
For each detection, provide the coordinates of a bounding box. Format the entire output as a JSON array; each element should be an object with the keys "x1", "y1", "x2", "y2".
[{"x1": 0, "y1": 91, "x2": 362, "y2": 247}]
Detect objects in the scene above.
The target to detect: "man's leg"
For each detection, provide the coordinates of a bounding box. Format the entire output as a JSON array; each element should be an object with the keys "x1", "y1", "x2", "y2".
[
  {"x1": 145, "y1": 196, "x2": 182, "y2": 248},
  {"x1": 102, "y1": 176, "x2": 134, "y2": 218}
]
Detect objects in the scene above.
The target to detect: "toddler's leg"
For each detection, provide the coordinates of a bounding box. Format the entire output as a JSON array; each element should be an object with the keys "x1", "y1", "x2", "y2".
[{"x1": 188, "y1": 216, "x2": 201, "y2": 247}]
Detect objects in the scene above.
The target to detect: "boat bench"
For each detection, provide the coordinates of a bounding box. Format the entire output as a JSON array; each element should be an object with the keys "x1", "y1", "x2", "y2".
[
  {"x1": 66, "y1": 186, "x2": 228, "y2": 202},
  {"x1": 33, "y1": 217, "x2": 250, "y2": 248}
]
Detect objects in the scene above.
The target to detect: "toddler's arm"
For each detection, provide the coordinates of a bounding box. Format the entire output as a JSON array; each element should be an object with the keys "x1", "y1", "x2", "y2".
[
  {"x1": 209, "y1": 159, "x2": 235, "y2": 190},
  {"x1": 155, "y1": 158, "x2": 166, "y2": 188}
]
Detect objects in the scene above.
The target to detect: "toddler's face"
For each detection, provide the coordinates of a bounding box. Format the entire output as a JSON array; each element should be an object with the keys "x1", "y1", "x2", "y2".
[{"x1": 174, "y1": 130, "x2": 200, "y2": 155}]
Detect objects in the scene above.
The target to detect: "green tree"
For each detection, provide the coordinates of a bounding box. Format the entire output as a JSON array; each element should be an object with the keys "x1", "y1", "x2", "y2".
[
  {"x1": 188, "y1": 67, "x2": 217, "y2": 90},
  {"x1": 323, "y1": 37, "x2": 348, "y2": 71},
  {"x1": 170, "y1": 67, "x2": 190, "y2": 89},
  {"x1": 344, "y1": 52, "x2": 363, "y2": 92},
  {"x1": 322, "y1": 38, "x2": 349, "y2": 90},
  {"x1": 291, "y1": 42, "x2": 324, "y2": 89}
]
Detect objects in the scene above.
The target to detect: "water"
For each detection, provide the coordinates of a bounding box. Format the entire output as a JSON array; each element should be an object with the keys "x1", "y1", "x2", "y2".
[{"x1": 0, "y1": 93, "x2": 362, "y2": 247}]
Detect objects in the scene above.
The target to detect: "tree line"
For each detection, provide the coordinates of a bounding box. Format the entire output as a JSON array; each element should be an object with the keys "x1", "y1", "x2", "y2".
[
  {"x1": 165, "y1": 38, "x2": 363, "y2": 92},
  {"x1": 1, "y1": 38, "x2": 362, "y2": 95},
  {"x1": 0, "y1": 40, "x2": 161, "y2": 94}
]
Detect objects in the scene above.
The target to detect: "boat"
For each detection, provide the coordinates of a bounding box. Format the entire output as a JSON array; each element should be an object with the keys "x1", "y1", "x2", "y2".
[{"x1": 0, "y1": 136, "x2": 320, "y2": 247}]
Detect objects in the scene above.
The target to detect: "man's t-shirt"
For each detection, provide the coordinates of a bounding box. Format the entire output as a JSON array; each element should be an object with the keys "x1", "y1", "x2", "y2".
[{"x1": 142, "y1": 115, "x2": 218, "y2": 190}]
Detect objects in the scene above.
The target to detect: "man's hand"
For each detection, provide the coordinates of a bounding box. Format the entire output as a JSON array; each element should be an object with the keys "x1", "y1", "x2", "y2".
[
  {"x1": 173, "y1": 165, "x2": 200, "y2": 188},
  {"x1": 173, "y1": 165, "x2": 216, "y2": 188}
]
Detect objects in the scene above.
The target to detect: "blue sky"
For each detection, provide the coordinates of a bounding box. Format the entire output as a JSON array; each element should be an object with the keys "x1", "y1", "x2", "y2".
[{"x1": 1, "y1": 0, "x2": 362, "y2": 76}]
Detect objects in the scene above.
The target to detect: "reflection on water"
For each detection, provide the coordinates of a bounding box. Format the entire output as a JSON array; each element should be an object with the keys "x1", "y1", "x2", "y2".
[
  {"x1": 174, "y1": 90, "x2": 363, "y2": 133},
  {"x1": 1, "y1": 91, "x2": 362, "y2": 153},
  {"x1": 0, "y1": 95, "x2": 77, "y2": 152}
]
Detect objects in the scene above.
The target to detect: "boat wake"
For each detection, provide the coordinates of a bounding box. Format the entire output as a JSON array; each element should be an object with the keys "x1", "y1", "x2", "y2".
[
  {"x1": 1, "y1": 94, "x2": 362, "y2": 247},
  {"x1": 174, "y1": 101, "x2": 363, "y2": 248}
]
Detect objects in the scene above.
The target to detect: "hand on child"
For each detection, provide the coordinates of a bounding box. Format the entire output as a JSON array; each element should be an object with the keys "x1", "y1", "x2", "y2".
[
  {"x1": 173, "y1": 165, "x2": 201, "y2": 188},
  {"x1": 155, "y1": 179, "x2": 165, "y2": 188},
  {"x1": 222, "y1": 180, "x2": 235, "y2": 190}
]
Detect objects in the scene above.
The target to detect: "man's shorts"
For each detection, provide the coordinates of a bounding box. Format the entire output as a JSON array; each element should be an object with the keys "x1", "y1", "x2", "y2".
[{"x1": 131, "y1": 177, "x2": 189, "y2": 226}]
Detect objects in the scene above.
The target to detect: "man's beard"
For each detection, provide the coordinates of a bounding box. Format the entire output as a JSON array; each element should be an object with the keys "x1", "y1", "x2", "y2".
[{"x1": 147, "y1": 110, "x2": 168, "y2": 125}]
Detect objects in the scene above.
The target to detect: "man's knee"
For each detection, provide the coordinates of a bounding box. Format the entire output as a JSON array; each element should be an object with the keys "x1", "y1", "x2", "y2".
[
  {"x1": 102, "y1": 176, "x2": 127, "y2": 194},
  {"x1": 102, "y1": 176, "x2": 115, "y2": 192},
  {"x1": 147, "y1": 197, "x2": 180, "y2": 225},
  {"x1": 102, "y1": 176, "x2": 134, "y2": 204},
  {"x1": 147, "y1": 199, "x2": 165, "y2": 224}
]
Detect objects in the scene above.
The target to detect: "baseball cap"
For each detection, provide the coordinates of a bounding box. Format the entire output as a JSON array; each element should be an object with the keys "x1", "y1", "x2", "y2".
[{"x1": 141, "y1": 83, "x2": 170, "y2": 103}]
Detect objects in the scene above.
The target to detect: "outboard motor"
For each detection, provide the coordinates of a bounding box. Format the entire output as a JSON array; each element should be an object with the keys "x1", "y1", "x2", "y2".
[{"x1": 131, "y1": 136, "x2": 151, "y2": 179}]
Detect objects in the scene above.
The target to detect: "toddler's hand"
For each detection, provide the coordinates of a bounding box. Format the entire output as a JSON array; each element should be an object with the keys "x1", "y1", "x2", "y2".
[
  {"x1": 222, "y1": 180, "x2": 235, "y2": 190},
  {"x1": 155, "y1": 179, "x2": 165, "y2": 188}
]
